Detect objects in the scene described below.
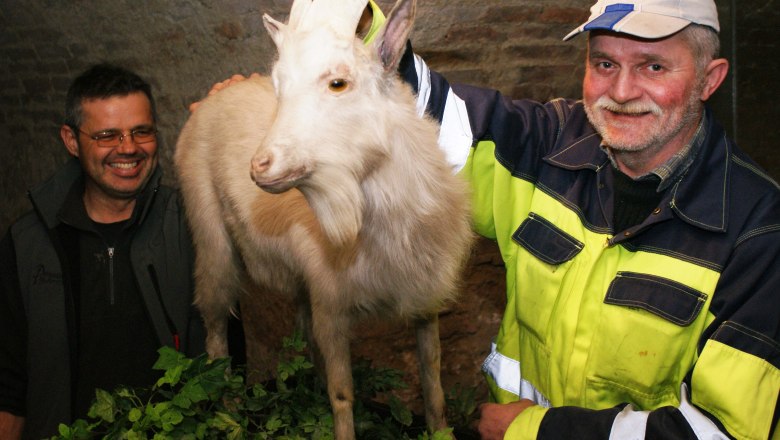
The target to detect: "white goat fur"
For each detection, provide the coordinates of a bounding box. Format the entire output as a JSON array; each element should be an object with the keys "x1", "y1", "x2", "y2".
[{"x1": 174, "y1": 0, "x2": 472, "y2": 437}]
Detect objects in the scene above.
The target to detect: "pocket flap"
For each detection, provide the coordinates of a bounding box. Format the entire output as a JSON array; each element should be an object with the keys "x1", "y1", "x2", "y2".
[
  {"x1": 513, "y1": 213, "x2": 583, "y2": 265},
  {"x1": 605, "y1": 272, "x2": 707, "y2": 326}
]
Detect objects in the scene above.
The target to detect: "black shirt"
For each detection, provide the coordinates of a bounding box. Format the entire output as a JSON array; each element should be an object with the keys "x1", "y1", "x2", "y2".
[{"x1": 58, "y1": 182, "x2": 160, "y2": 418}]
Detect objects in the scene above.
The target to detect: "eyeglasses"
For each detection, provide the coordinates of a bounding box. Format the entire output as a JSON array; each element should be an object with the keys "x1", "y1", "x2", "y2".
[{"x1": 77, "y1": 126, "x2": 158, "y2": 148}]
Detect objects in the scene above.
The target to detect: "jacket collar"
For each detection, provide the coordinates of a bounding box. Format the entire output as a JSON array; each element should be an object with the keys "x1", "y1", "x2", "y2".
[
  {"x1": 667, "y1": 108, "x2": 730, "y2": 232},
  {"x1": 543, "y1": 107, "x2": 730, "y2": 232},
  {"x1": 28, "y1": 157, "x2": 163, "y2": 230}
]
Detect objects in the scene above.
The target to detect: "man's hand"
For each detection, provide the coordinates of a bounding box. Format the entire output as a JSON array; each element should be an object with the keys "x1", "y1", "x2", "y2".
[
  {"x1": 478, "y1": 399, "x2": 536, "y2": 440},
  {"x1": 188, "y1": 73, "x2": 261, "y2": 113},
  {"x1": 0, "y1": 411, "x2": 24, "y2": 440}
]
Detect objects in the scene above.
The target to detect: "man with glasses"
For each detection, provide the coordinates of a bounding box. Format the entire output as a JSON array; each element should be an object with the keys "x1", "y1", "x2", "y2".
[{"x1": 0, "y1": 64, "x2": 216, "y2": 439}]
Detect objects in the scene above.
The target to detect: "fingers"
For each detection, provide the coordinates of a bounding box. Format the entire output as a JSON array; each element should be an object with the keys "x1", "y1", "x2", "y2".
[
  {"x1": 477, "y1": 400, "x2": 536, "y2": 439},
  {"x1": 188, "y1": 100, "x2": 202, "y2": 113},
  {"x1": 189, "y1": 73, "x2": 255, "y2": 113},
  {"x1": 208, "y1": 74, "x2": 249, "y2": 96}
]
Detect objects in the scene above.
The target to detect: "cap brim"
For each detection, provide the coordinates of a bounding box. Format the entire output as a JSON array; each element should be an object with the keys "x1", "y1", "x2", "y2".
[{"x1": 563, "y1": 11, "x2": 691, "y2": 41}]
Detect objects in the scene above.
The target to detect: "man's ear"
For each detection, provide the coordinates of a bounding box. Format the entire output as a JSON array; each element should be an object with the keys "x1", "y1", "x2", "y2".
[
  {"x1": 700, "y1": 58, "x2": 729, "y2": 101},
  {"x1": 61, "y1": 125, "x2": 80, "y2": 157}
]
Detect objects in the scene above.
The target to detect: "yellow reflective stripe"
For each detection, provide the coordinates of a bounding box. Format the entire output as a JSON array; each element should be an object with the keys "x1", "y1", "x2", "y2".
[
  {"x1": 362, "y1": 0, "x2": 386, "y2": 45},
  {"x1": 693, "y1": 339, "x2": 780, "y2": 440}
]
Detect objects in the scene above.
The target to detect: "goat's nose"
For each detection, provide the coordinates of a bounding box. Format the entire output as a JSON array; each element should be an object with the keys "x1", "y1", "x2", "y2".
[{"x1": 251, "y1": 154, "x2": 272, "y2": 174}]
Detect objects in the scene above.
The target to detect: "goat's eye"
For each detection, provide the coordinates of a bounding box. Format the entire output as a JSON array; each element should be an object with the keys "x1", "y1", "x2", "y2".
[{"x1": 328, "y1": 78, "x2": 348, "y2": 93}]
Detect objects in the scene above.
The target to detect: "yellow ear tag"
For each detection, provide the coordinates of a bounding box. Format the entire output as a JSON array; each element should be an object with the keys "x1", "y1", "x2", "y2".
[{"x1": 362, "y1": 0, "x2": 386, "y2": 44}]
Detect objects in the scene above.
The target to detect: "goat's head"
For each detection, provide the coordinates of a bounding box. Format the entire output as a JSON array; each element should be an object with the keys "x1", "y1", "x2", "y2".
[{"x1": 252, "y1": 0, "x2": 417, "y2": 246}]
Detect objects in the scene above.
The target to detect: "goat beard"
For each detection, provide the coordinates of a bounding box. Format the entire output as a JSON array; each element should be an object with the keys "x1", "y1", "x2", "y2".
[{"x1": 300, "y1": 169, "x2": 365, "y2": 249}]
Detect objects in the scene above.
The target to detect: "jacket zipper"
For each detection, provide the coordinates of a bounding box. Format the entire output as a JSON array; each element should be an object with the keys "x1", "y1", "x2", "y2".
[{"x1": 107, "y1": 247, "x2": 115, "y2": 305}]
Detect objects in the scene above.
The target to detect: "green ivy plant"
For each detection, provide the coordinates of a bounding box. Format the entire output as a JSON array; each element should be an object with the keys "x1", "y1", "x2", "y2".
[{"x1": 52, "y1": 332, "x2": 475, "y2": 440}]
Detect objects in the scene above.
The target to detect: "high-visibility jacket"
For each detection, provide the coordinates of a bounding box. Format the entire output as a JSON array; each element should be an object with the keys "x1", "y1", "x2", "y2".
[{"x1": 406, "y1": 56, "x2": 780, "y2": 439}]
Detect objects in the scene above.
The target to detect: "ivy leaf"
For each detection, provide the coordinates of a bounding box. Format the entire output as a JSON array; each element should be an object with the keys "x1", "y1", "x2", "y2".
[
  {"x1": 161, "y1": 408, "x2": 185, "y2": 431},
  {"x1": 265, "y1": 414, "x2": 284, "y2": 432},
  {"x1": 128, "y1": 407, "x2": 143, "y2": 422},
  {"x1": 210, "y1": 411, "x2": 240, "y2": 430},
  {"x1": 153, "y1": 346, "x2": 188, "y2": 371},
  {"x1": 388, "y1": 395, "x2": 412, "y2": 427},
  {"x1": 173, "y1": 378, "x2": 209, "y2": 408},
  {"x1": 156, "y1": 364, "x2": 185, "y2": 388},
  {"x1": 430, "y1": 427, "x2": 455, "y2": 440},
  {"x1": 127, "y1": 431, "x2": 146, "y2": 440},
  {"x1": 282, "y1": 332, "x2": 308, "y2": 352},
  {"x1": 88, "y1": 389, "x2": 116, "y2": 423}
]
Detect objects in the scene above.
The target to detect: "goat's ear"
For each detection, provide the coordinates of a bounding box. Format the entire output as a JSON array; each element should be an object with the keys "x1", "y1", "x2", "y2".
[
  {"x1": 263, "y1": 14, "x2": 286, "y2": 48},
  {"x1": 372, "y1": 0, "x2": 416, "y2": 71}
]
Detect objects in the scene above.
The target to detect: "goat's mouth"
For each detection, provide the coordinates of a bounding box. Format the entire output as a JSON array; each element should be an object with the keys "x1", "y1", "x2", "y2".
[{"x1": 253, "y1": 167, "x2": 311, "y2": 194}]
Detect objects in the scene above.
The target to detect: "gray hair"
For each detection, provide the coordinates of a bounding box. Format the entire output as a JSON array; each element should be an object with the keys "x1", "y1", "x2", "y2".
[{"x1": 678, "y1": 24, "x2": 721, "y2": 73}]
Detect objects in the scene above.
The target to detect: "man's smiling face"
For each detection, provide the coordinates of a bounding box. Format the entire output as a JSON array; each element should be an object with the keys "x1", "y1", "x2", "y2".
[
  {"x1": 68, "y1": 92, "x2": 158, "y2": 202},
  {"x1": 583, "y1": 30, "x2": 705, "y2": 164}
]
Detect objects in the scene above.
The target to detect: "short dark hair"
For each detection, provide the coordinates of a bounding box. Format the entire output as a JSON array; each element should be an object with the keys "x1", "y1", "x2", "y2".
[{"x1": 64, "y1": 63, "x2": 157, "y2": 129}]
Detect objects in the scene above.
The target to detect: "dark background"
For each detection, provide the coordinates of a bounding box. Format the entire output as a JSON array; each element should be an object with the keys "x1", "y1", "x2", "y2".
[{"x1": 1, "y1": 0, "x2": 777, "y2": 414}]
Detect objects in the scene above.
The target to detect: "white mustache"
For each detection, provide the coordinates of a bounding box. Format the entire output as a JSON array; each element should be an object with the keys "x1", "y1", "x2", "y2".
[{"x1": 594, "y1": 96, "x2": 662, "y2": 116}]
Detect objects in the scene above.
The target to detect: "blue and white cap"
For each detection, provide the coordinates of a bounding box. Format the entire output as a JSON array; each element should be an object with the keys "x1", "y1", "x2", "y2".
[{"x1": 563, "y1": 0, "x2": 720, "y2": 41}]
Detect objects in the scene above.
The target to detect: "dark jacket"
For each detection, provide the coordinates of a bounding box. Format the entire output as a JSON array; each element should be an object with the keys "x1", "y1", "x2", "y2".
[{"x1": 0, "y1": 158, "x2": 206, "y2": 440}]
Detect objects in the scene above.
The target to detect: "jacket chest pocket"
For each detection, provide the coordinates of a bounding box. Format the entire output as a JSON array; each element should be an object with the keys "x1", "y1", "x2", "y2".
[
  {"x1": 513, "y1": 213, "x2": 584, "y2": 265},
  {"x1": 604, "y1": 272, "x2": 707, "y2": 326}
]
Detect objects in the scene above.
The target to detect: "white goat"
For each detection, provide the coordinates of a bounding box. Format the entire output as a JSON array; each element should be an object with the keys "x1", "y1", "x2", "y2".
[{"x1": 174, "y1": 0, "x2": 472, "y2": 437}]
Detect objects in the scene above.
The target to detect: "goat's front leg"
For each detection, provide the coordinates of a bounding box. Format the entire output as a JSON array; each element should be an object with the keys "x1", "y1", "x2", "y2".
[
  {"x1": 195, "y1": 287, "x2": 232, "y2": 359},
  {"x1": 311, "y1": 303, "x2": 355, "y2": 440},
  {"x1": 415, "y1": 313, "x2": 452, "y2": 437},
  {"x1": 192, "y1": 248, "x2": 240, "y2": 359}
]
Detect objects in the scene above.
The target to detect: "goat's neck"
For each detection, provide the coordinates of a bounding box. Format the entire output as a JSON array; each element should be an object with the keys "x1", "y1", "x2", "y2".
[{"x1": 361, "y1": 121, "x2": 447, "y2": 226}]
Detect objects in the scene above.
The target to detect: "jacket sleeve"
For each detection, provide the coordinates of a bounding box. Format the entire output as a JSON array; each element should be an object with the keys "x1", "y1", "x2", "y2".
[
  {"x1": 688, "y1": 225, "x2": 780, "y2": 440},
  {"x1": 0, "y1": 230, "x2": 27, "y2": 416}
]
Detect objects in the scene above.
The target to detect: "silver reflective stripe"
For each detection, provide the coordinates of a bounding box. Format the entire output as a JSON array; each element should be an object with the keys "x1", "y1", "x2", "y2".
[
  {"x1": 481, "y1": 342, "x2": 552, "y2": 407},
  {"x1": 413, "y1": 54, "x2": 473, "y2": 174},
  {"x1": 609, "y1": 384, "x2": 730, "y2": 439},
  {"x1": 609, "y1": 404, "x2": 648, "y2": 440},
  {"x1": 413, "y1": 53, "x2": 431, "y2": 118},
  {"x1": 678, "y1": 383, "x2": 730, "y2": 439}
]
